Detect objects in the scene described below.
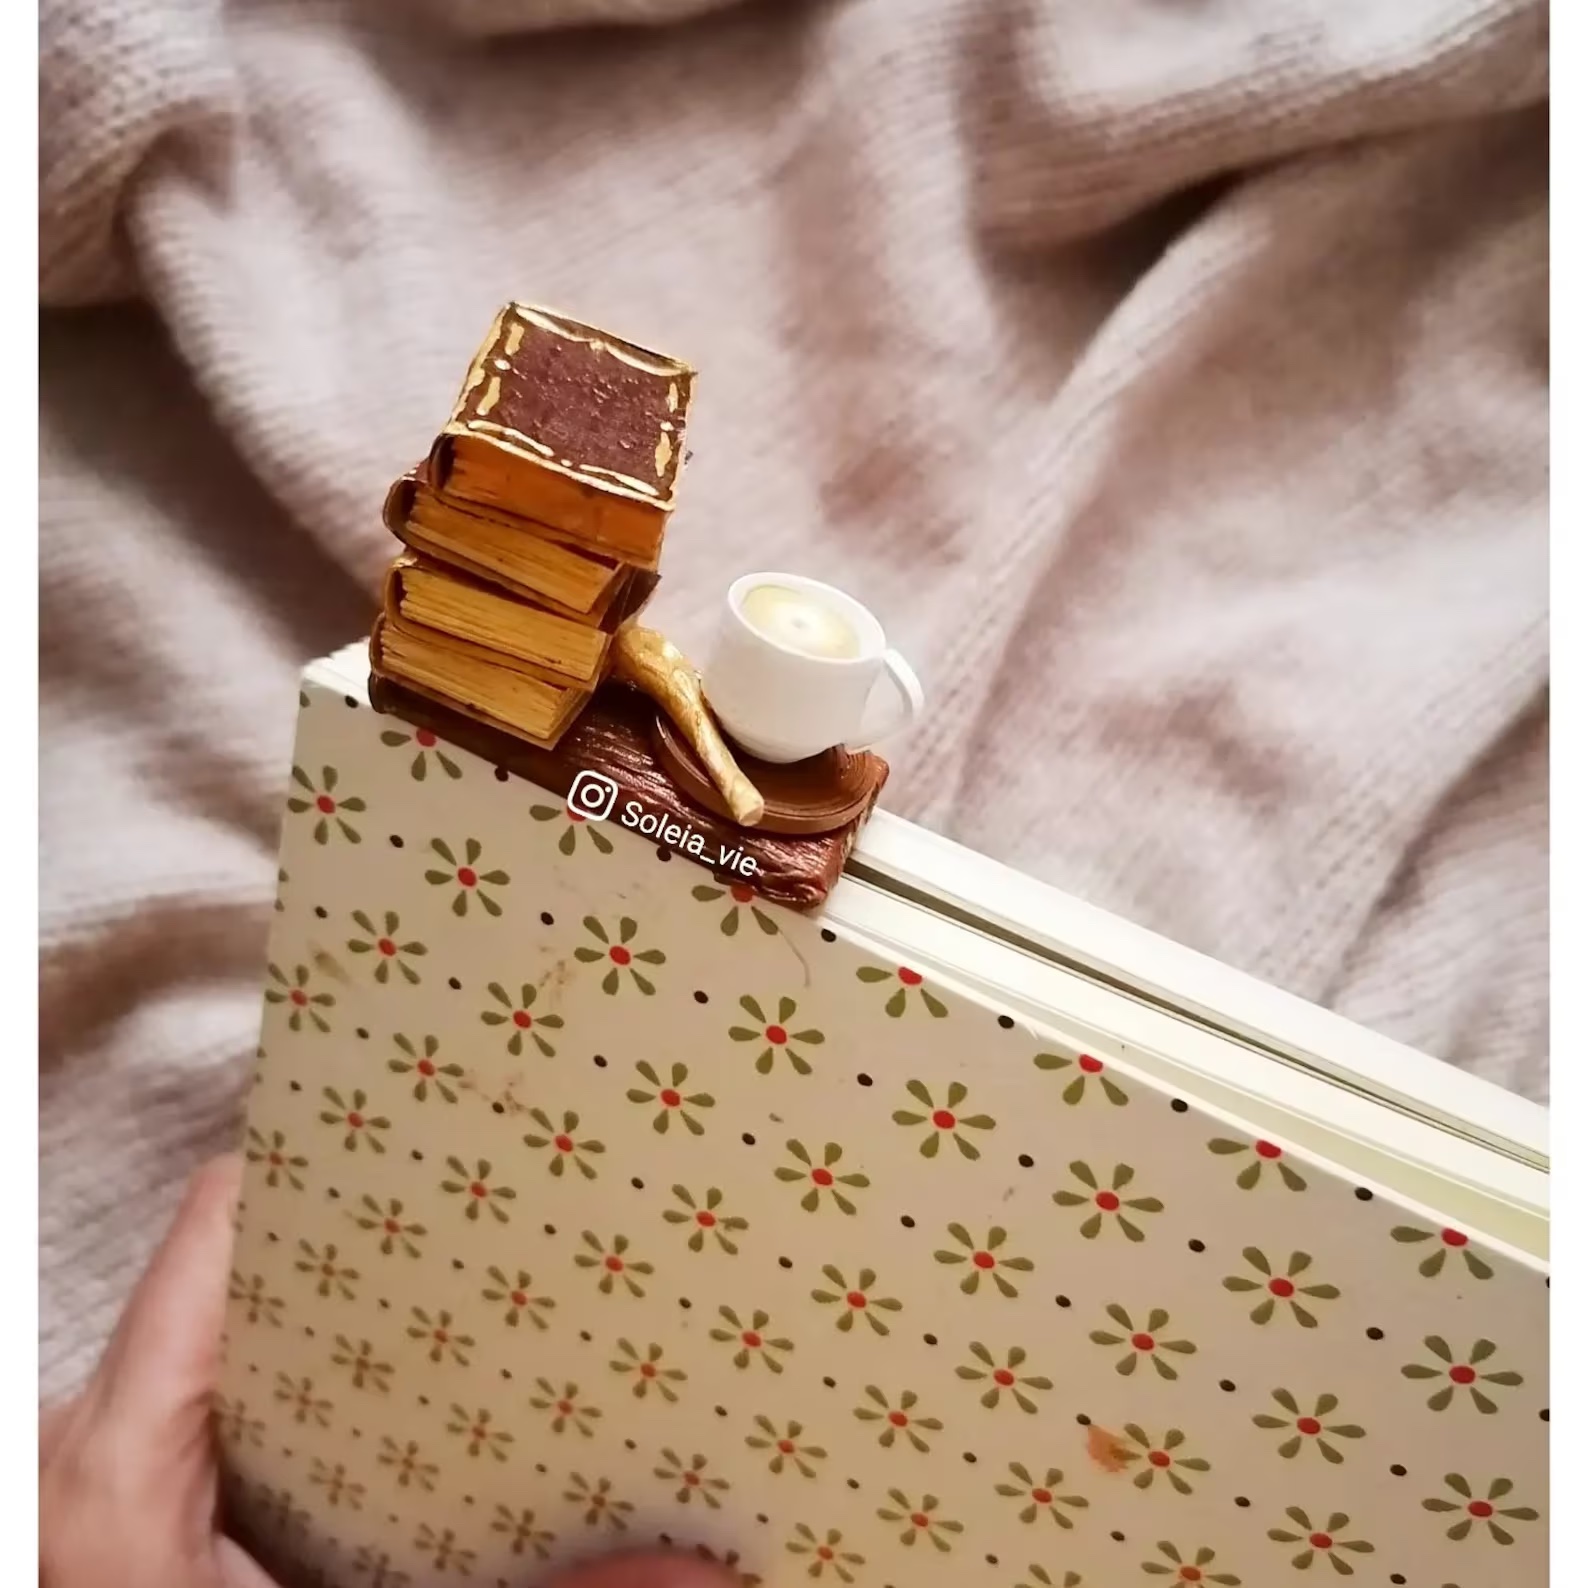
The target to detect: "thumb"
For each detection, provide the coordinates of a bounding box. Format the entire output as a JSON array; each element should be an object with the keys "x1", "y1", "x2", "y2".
[{"x1": 92, "y1": 1154, "x2": 244, "y2": 1438}]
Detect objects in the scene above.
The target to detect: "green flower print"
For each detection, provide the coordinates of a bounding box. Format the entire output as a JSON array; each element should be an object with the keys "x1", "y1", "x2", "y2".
[
  {"x1": 711, "y1": 1306, "x2": 793, "y2": 1372},
  {"x1": 307, "y1": 1457, "x2": 364, "y2": 1510},
  {"x1": 934, "y1": 1223, "x2": 1033, "y2": 1297},
  {"x1": 254, "y1": 1485, "x2": 309, "y2": 1539},
  {"x1": 729, "y1": 994, "x2": 825, "y2": 1075},
  {"x1": 480, "y1": 1267, "x2": 554, "y2": 1329},
  {"x1": 287, "y1": 764, "x2": 366, "y2": 844},
  {"x1": 787, "y1": 1525, "x2": 864, "y2": 1583},
  {"x1": 522, "y1": 1109, "x2": 605, "y2": 1179},
  {"x1": 531, "y1": 802, "x2": 614, "y2": 855},
  {"x1": 1052, "y1": 1162, "x2": 1163, "y2": 1240},
  {"x1": 688, "y1": 1547, "x2": 761, "y2": 1588},
  {"x1": 229, "y1": 1271, "x2": 285, "y2": 1326},
  {"x1": 319, "y1": 1087, "x2": 390, "y2": 1153},
  {"x1": 957, "y1": 1342, "x2": 1053, "y2": 1413},
  {"x1": 574, "y1": 915, "x2": 665, "y2": 994},
  {"x1": 481, "y1": 981, "x2": 564, "y2": 1057},
  {"x1": 1402, "y1": 1337, "x2": 1522, "y2": 1413},
  {"x1": 877, "y1": 1491, "x2": 962, "y2": 1551},
  {"x1": 387, "y1": 1033, "x2": 463, "y2": 1102},
  {"x1": 347, "y1": 910, "x2": 426, "y2": 984},
  {"x1": 1116, "y1": 1427, "x2": 1210, "y2": 1493},
  {"x1": 1016, "y1": 1568, "x2": 1082, "y2": 1588},
  {"x1": 627, "y1": 1060, "x2": 715, "y2": 1134},
  {"x1": 1267, "y1": 1508, "x2": 1374, "y2": 1573},
  {"x1": 663, "y1": 1185, "x2": 747, "y2": 1253},
  {"x1": 446, "y1": 1405, "x2": 513, "y2": 1461},
  {"x1": 329, "y1": 1335, "x2": 392, "y2": 1393},
  {"x1": 692, "y1": 880, "x2": 777, "y2": 936},
  {"x1": 378, "y1": 1438, "x2": 438, "y2": 1492},
  {"x1": 407, "y1": 1307, "x2": 473, "y2": 1366},
  {"x1": 611, "y1": 1339, "x2": 686, "y2": 1402},
  {"x1": 245, "y1": 1128, "x2": 306, "y2": 1189},
  {"x1": 655, "y1": 1449, "x2": 730, "y2": 1508},
  {"x1": 1422, "y1": 1474, "x2": 1539, "y2": 1544},
  {"x1": 264, "y1": 962, "x2": 335, "y2": 1033},
  {"x1": 892, "y1": 1080, "x2": 995, "y2": 1159},
  {"x1": 350, "y1": 1546, "x2": 408, "y2": 1587},
  {"x1": 529, "y1": 1379, "x2": 601, "y2": 1437},
  {"x1": 1089, "y1": 1304, "x2": 1196, "y2": 1379},
  {"x1": 213, "y1": 1397, "x2": 265, "y2": 1449},
  {"x1": 811, "y1": 1266, "x2": 902, "y2": 1335},
  {"x1": 293, "y1": 1240, "x2": 359, "y2": 1300},
  {"x1": 574, "y1": 1231, "x2": 653, "y2": 1297},
  {"x1": 351, "y1": 1195, "x2": 426, "y2": 1258},
  {"x1": 1223, "y1": 1249, "x2": 1339, "y2": 1326},
  {"x1": 1390, "y1": 1224, "x2": 1495, "y2": 1280},
  {"x1": 1141, "y1": 1542, "x2": 1239, "y2": 1584},
  {"x1": 380, "y1": 724, "x2": 461, "y2": 782},
  {"x1": 565, "y1": 1473, "x2": 632, "y2": 1532},
  {"x1": 747, "y1": 1416, "x2": 827, "y2": 1478},
  {"x1": 995, "y1": 1463, "x2": 1088, "y2": 1527},
  {"x1": 274, "y1": 867, "x2": 287, "y2": 913},
  {"x1": 423, "y1": 836, "x2": 509, "y2": 916},
  {"x1": 1252, "y1": 1391, "x2": 1363, "y2": 1462},
  {"x1": 1207, "y1": 1137, "x2": 1306, "y2": 1191},
  {"x1": 492, "y1": 1506, "x2": 555, "y2": 1560},
  {"x1": 414, "y1": 1523, "x2": 474, "y2": 1574},
  {"x1": 856, "y1": 962, "x2": 948, "y2": 1018},
  {"x1": 1032, "y1": 1050, "x2": 1128, "y2": 1105},
  {"x1": 440, "y1": 1157, "x2": 516, "y2": 1223},
  {"x1": 854, "y1": 1386, "x2": 942, "y2": 1452},
  {"x1": 274, "y1": 1374, "x2": 332, "y2": 1427},
  {"x1": 775, "y1": 1140, "x2": 870, "y2": 1214}
]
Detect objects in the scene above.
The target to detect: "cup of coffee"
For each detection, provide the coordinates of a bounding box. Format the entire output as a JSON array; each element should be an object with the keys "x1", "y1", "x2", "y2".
[{"x1": 703, "y1": 572, "x2": 924, "y2": 764}]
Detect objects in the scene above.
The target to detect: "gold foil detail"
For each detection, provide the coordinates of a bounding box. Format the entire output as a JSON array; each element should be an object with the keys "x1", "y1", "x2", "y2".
[
  {"x1": 476, "y1": 375, "x2": 501, "y2": 418},
  {"x1": 655, "y1": 431, "x2": 674, "y2": 477},
  {"x1": 667, "y1": 382, "x2": 679, "y2": 412},
  {"x1": 503, "y1": 318, "x2": 525, "y2": 358}
]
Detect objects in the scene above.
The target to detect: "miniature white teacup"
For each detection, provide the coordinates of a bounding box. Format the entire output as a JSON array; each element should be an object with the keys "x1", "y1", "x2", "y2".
[{"x1": 703, "y1": 572, "x2": 924, "y2": 764}]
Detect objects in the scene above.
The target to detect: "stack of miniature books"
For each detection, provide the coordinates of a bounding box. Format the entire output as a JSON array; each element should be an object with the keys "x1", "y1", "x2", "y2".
[{"x1": 370, "y1": 302, "x2": 695, "y2": 748}]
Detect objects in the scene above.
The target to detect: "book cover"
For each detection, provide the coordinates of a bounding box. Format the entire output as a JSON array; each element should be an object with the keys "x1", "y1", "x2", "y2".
[{"x1": 217, "y1": 664, "x2": 1549, "y2": 1588}]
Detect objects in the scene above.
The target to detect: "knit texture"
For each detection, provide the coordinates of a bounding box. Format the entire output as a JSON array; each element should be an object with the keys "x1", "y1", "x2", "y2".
[{"x1": 39, "y1": 0, "x2": 1548, "y2": 1401}]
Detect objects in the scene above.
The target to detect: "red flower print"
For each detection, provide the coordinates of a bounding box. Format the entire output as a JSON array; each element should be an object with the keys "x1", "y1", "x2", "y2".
[
  {"x1": 264, "y1": 963, "x2": 335, "y2": 1034},
  {"x1": 529, "y1": 1378, "x2": 602, "y2": 1437},
  {"x1": 532, "y1": 801, "x2": 615, "y2": 855},
  {"x1": 380, "y1": 725, "x2": 461, "y2": 782},
  {"x1": 956, "y1": 1342, "x2": 1053, "y2": 1413},
  {"x1": 574, "y1": 1231, "x2": 653, "y2": 1297},
  {"x1": 1267, "y1": 1507, "x2": 1374, "y2": 1571},
  {"x1": 1207, "y1": 1136, "x2": 1307, "y2": 1191},
  {"x1": 491, "y1": 1506, "x2": 555, "y2": 1560},
  {"x1": 876, "y1": 1490, "x2": 962, "y2": 1551},
  {"x1": 229, "y1": 1270, "x2": 285, "y2": 1326},
  {"x1": 611, "y1": 1338, "x2": 686, "y2": 1402},
  {"x1": 1391, "y1": 1223, "x2": 1495, "y2": 1280},
  {"x1": 245, "y1": 1127, "x2": 307, "y2": 1190},
  {"x1": 414, "y1": 1522, "x2": 475, "y2": 1574},
  {"x1": 522, "y1": 1108, "x2": 605, "y2": 1180},
  {"x1": 1402, "y1": 1336, "x2": 1523, "y2": 1413},
  {"x1": 387, "y1": 1033, "x2": 463, "y2": 1102},
  {"x1": 892, "y1": 1079, "x2": 996, "y2": 1159},
  {"x1": 729, "y1": 994, "x2": 825, "y2": 1075},
  {"x1": 934, "y1": 1223, "x2": 1034, "y2": 1297},
  {"x1": 307, "y1": 1456, "x2": 364, "y2": 1511},
  {"x1": 775, "y1": 1139, "x2": 870, "y2": 1214},
  {"x1": 481, "y1": 981, "x2": 564, "y2": 1057},
  {"x1": 994, "y1": 1462, "x2": 1089, "y2": 1526},
  {"x1": 213, "y1": 1396, "x2": 265, "y2": 1449},
  {"x1": 273, "y1": 1373, "x2": 332, "y2": 1427},
  {"x1": 318, "y1": 1087, "x2": 390, "y2": 1154},
  {"x1": 710, "y1": 1306, "x2": 794, "y2": 1373},
  {"x1": 692, "y1": 880, "x2": 778, "y2": 937},
  {"x1": 351, "y1": 1194, "x2": 426, "y2": 1258},
  {"x1": 565, "y1": 1473, "x2": 633, "y2": 1532},
  {"x1": 293, "y1": 1240, "x2": 359, "y2": 1300},
  {"x1": 1117, "y1": 1426, "x2": 1211, "y2": 1493},
  {"x1": 856, "y1": 962, "x2": 948, "y2": 1018},
  {"x1": 1142, "y1": 1541, "x2": 1240, "y2": 1584},
  {"x1": 1052, "y1": 1160, "x2": 1163, "y2": 1240},
  {"x1": 1033, "y1": 1049, "x2": 1128, "y2": 1105},
  {"x1": 329, "y1": 1334, "x2": 392, "y2": 1394},
  {"x1": 655, "y1": 1449, "x2": 730, "y2": 1508},
  {"x1": 854, "y1": 1386, "x2": 942, "y2": 1452},
  {"x1": 786, "y1": 1525, "x2": 864, "y2": 1583},
  {"x1": 440, "y1": 1156, "x2": 516, "y2": 1223},
  {"x1": 627, "y1": 1060, "x2": 715, "y2": 1134},
  {"x1": 747, "y1": 1416, "x2": 827, "y2": 1478},
  {"x1": 424, "y1": 836, "x2": 509, "y2": 916},
  {"x1": 811, "y1": 1266, "x2": 902, "y2": 1335},
  {"x1": 663, "y1": 1185, "x2": 748, "y2": 1254},
  {"x1": 1223, "y1": 1248, "x2": 1339, "y2": 1327},
  {"x1": 445, "y1": 1403, "x2": 514, "y2": 1461},
  {"x1": 575, "y1": 915, "x2": 666, "y2": 994},
  {"x1": 287, "y1": 764, "x2": 366, "y2": 844},
  {"x1": 1422, "y1": 1473, "x2": 1539, "y2": 1544},
  {"x1": 1088, "y1": 1304, "x2": 1196, "y2": 1380},
  {"x1": 347, "y1": 909, "x2": 426, "y2": 985},
  {"x1": 377, "y1": 1437, "x2": 438, "y2": 1492},
  {"x1": 406, "y1": 1306, "x2": 474, "y2": 1366},
  {"x1": 1252, "y1": 1389, "x2": 1364, "y2": 1462},
  {"x1": 481, "y1": 1266, "x2": 554, "y2": 1329}
]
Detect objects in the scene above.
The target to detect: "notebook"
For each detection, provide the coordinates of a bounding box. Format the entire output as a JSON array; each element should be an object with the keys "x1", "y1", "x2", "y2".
[{"x1": 216, "y1": 641, "x2": 1549, "y2": 1588}]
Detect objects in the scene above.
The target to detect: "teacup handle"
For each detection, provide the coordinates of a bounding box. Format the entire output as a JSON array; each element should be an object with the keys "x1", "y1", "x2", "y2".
[{"x1": 853, "y1": 649, "x2": 925, "y2": 748}]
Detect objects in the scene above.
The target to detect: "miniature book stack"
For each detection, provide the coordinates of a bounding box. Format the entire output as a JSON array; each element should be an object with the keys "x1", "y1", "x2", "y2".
[{"x1": 372, "y1": 304, "x2": 695, "y2": 749}]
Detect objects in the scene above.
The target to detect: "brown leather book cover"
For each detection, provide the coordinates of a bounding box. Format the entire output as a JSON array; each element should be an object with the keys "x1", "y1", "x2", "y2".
[{"x1": 427, "y1": 303, "x2": 693, "y2": 568}]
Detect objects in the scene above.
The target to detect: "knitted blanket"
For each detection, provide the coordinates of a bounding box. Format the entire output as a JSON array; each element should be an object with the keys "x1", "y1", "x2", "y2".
[{"x1": 39, "y1": 0, "x2": 1548, "y2": 1401}]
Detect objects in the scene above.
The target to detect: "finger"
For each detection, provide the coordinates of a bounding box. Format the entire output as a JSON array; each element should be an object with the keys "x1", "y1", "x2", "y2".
[
  {"x1": 215, "y1": 1534, "x2": 286, "y2": 1588},
  {"x1": 542, "y1": 1550, "x2": 740, "y2": 1588},
  {"x1": 94, "y1": 1154, "x2": 244, "y2": 1437}
]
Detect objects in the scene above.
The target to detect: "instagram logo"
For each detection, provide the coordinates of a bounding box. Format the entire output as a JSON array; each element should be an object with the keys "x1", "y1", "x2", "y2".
[{"x1": 566, "y1": 770, "x2": 620, "y2": 823}]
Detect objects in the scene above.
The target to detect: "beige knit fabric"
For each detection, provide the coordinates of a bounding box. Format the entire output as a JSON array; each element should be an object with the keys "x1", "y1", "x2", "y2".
[{"x1": 40, "y1": 0, "x2": 1548, "y2": 1401}]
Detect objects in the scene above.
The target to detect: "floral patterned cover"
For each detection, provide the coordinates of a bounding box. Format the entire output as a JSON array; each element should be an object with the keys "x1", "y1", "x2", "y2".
[{"x1": 217, "y1": 668, "x2": 1549, "y2": 1588}]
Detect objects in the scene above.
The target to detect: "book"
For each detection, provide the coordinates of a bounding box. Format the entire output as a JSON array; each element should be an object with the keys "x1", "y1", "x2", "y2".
[
  {"x1": 217, "y1": 640, "x2": 1549, "y2": 1588},
  {"x1": 384, "y1": 464, "x2": 628, "y2": 620},
  {"x1": 381, "y1": 555, "x2": 655, "y2": 689},
  {"x1": 369, "y1": 615, "x2": 591, "y2": 751},
  {"x1": 428, "y1": 302, "x2": 694, "y2": 570}
]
